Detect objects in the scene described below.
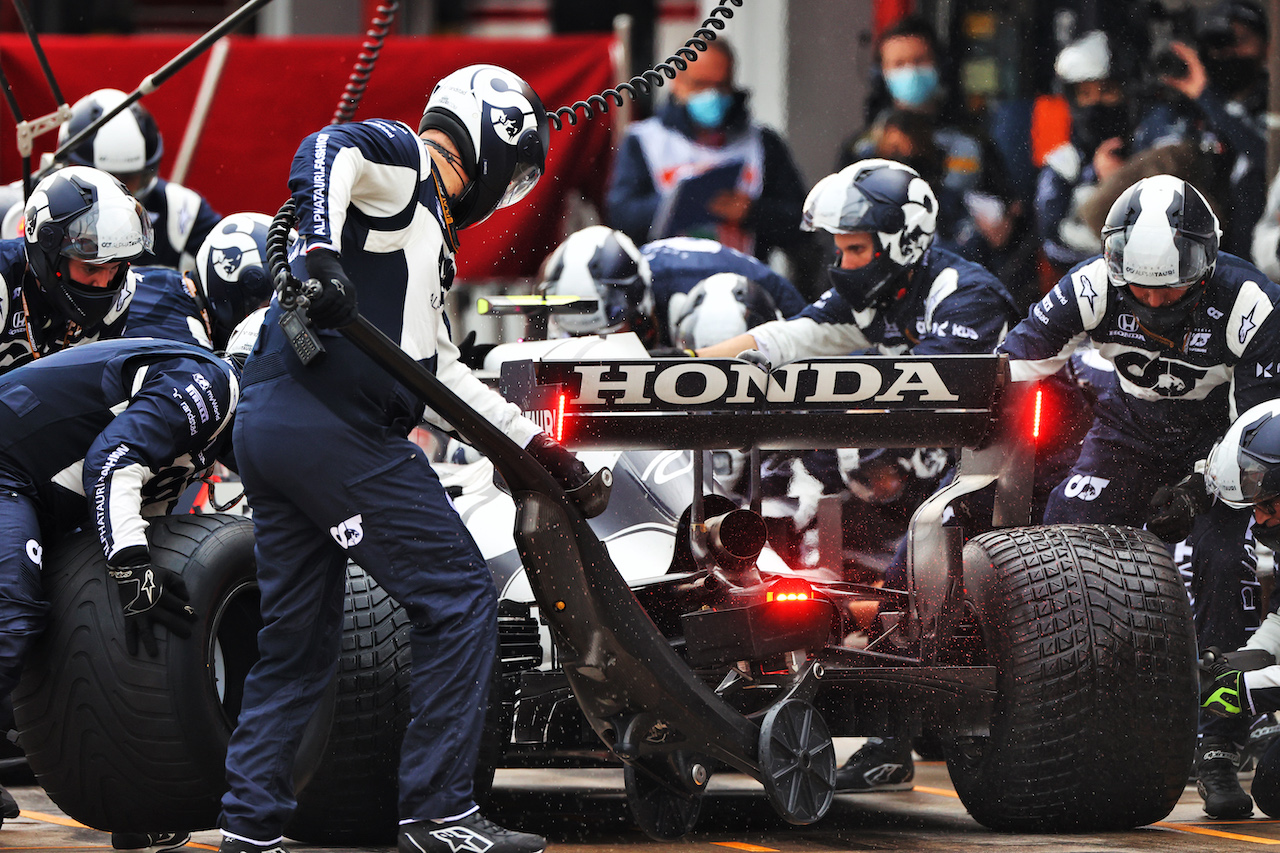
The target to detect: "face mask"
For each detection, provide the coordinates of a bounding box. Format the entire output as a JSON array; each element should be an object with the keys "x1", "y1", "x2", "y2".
[
  {"x1": 685, "y1": 89, "x2": 734, "y2": 129},
  {"x1": 827, "y1": 254, "x2": 907, "y2": 311},
  {"x1": 1116, "y1": 282, "x2": 1205, "y2": 340},
  {"x1": 1069, "y1": 103, "x2": 1129, "y2": 154},
  {"x1": 1254, "y1": 519, "x2": 1280, "y2": 551},
  {"x1": 884, "y1": 65, "x2": 939, "y2": 108}
]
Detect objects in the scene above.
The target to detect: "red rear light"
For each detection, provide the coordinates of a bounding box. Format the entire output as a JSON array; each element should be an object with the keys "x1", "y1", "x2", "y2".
[
  {"x1": 766, "y1": 577, "x2": 812, "y2": 603},
  {"x1": 1032, "y1": 384, "x2": 1043, "y2": 442},
  {"x1": 555, "y1": 391, "x2": 567, "y2": 443}
]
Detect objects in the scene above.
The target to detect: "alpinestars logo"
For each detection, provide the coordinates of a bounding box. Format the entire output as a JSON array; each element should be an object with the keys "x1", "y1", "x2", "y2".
[
  {"x1": 864, "y1": 762, "x2": 906, "y2": 785},
  {"x1": 1064, "y1": 475, "x2": 1110, "y2": 501},
  {"x1": 25, "y1": 540, "x2": 41, "y2": 567},
  {"x1": 329, "y1": 514, "x2": 364, "y2": 549},
  {"x1": 427, "y1": 826, "x2": 494, "y2": 853}
]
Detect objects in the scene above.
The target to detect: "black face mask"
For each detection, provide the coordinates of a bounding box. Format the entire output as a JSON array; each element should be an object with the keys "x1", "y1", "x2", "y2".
[
  {"x1": 1115, "y1": 282, "x2": 1206, "y2": 341},
  {"x1": 1254, "y1": 519, "x2": 1280, "y2": 551},
  {"x1": 1069, "y1": 103, "x2": 1129, "y2": 154},
  {"x1": 1204, "y1": 56, "x2": 1261, "y2": 96},
  {"x1": 827, "y1": 254, "x2": 908, "y2": 311}
]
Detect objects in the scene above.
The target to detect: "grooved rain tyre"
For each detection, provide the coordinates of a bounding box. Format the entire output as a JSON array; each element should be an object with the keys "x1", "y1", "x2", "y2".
[
  {"x1": 286, "y1": 563, "x2": 412, "y2": 845},
  {"x1": 11, "y1": 515, "x2": 267, "y2": 832},
  {"x1": 946, "y1": 524, "x2": 1197, "y2": 831}
]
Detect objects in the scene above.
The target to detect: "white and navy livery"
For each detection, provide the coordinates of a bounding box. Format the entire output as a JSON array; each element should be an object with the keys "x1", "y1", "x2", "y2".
[
  {"x1": 747, "y1": 245, "x2": 1018, "y2": 366},
  {"x1": 222, "y1": 113, "x2": 545, "y2": 840},
  {"x1": 642, "y1": 236, "x2": 806, "y2": 333},
  {"x1": 122, "y1": 266, "x2": 212, "y2": 349},
  {"x1": 0, "y1": 338, "x2": 237, "y2": 698}
]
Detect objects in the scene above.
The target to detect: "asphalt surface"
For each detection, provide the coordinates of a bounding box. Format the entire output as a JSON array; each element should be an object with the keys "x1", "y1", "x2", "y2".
[{"x1": 2, "y1": 740, "x2": 1276, "y2": 853}]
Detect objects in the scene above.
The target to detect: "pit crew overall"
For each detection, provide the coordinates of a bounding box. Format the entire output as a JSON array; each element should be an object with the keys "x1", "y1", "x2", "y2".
[
  {"x1": 0, "y1": 339, "x2": 237, "y2": 698},
  {"x1": 999, "y1": 251, "x2": 1280, "y2": 741},
  {"x1": 122, "y1": 266, "x2": 213, "y2": 348},
  {"x1": 220, "y1": 119, "x2": 542, "y2": 841}
]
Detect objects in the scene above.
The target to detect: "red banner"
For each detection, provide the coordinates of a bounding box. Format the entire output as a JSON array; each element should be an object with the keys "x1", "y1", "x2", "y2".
[{"x1": 0, "y1": 33, "x2": 617, "y2": 280}]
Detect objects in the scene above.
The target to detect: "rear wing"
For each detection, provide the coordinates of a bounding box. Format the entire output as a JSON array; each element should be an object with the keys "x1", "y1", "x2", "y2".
[{"x1": 500, "y1": 354, "x2": 1009, "y2": 451}]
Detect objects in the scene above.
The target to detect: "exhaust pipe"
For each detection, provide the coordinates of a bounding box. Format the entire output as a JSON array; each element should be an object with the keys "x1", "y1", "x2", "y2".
[{"x1": 705, "y1": 509, "x2": 767, "y2": 574}]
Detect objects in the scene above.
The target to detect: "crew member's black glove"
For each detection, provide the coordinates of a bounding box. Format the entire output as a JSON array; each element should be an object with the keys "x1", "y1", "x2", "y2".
[
  {"x1": 457, "y1": 330, "x2": 498, "y2": 370},
  {"x1": 1146, "y1": 472, "x2": 1210, "y2": 542},
  {"x1": 526, "y1": 432, "x2": 592, "y2": 492},
  {"x1": 109, "y1": 553, "x2": 198, "y2": 657},
  {"x1": 304, "y1": 248, "x2": 359, "y2": 329}
]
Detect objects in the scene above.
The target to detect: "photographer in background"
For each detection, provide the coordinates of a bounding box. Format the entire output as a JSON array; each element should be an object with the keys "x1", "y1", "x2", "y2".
[{"x1": 1138, "y1": 0, "x2": 1268, "y2": 258}]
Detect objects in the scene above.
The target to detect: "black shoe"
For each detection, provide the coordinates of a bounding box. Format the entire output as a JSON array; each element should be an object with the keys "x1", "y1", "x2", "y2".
[
  {"x1": 834, "y1": 737, "x2": 914, "y2": 792},
  {"x1": 0, "y1": 783, "x2": 16, "y2": 825},
  {"x1": 1196, "y1": 739, "x2": 1253, "y2": 819},
  {"x1": 399, "y1": 812, "x2": 545, "y2": 853},
  {"x1": 218, "y1": 835, "x2": 288, "y2": 853},
  {"x1": 112, "y1": 833, "x2": 191, "y2": 853}
]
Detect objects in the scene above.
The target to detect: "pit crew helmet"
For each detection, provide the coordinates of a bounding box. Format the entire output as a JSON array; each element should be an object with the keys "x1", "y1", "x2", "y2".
[
  {"x1": 57, "y1": 89, "x2": 164, "y2": 192},
  {"x1": 538, "y1": 226, "x2": 655, "y2": 340},
  {"x1": 668, "y1": 272, "x2": 781, "y2": 350},
  {"x1": 418, "y1": 64, "x2": 550, "y2": 230},
  {"x1": 1102, "y1": 174, "x2": 1220, "y2": 338},
  {"x1": 802, "y1": 158, "x2": 937, "y2": 311},
  {"x1": 1206, "y1": 400, "x2": 1280, "y2": 548},
  {"x1": 23, "y1": 165, "x2": 152, "y2": 328},
  {"x1": 192, "y1": 213, "x2": 284, "y2": 351}
]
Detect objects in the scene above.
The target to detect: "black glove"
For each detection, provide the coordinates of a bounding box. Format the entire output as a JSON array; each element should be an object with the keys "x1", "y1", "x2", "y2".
[
  {"x1": 526, "y1": 432, "x2": 591, "y2": 492},
  {"x1": 456, "y1": 330, "x2": 498, "y2": 370},
  {"x1": 109, "y1": 557, "x2": 198, "y2": 657},
  {"x1": 1146, "y1": 472, "x2": 1210, "y2": 542},
  {"x1": 303, "y1": 248, "x2": 359, "y2": 329},
  {"x1": 648, "y1": 347, "x2": 696, "y2": 358}
]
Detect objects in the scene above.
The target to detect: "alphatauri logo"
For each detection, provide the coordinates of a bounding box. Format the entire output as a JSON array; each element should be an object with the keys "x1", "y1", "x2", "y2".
[
  {"x1": 26, "y1": 539, "x2": 41, "y2": 567},
  {"x1": 329, "y1": 514, "x2": 364, "y2": 549},
  {"x1": 1064, "y1": 475, "x2": 1110, "y2": 501}
]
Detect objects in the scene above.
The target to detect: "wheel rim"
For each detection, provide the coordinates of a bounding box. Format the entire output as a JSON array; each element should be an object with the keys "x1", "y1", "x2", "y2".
[{"x1": 207, "y1": 577, "x2": 262, "y2": 729}]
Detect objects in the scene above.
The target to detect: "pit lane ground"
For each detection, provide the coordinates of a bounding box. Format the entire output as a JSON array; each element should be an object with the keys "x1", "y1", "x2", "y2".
[{"x1": 2, "y1": 740, "x2": 1273, "y2": 852}]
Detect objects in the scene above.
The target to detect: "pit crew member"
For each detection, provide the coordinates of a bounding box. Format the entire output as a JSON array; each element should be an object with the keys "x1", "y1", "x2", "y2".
[
  {"x1": 998, "y1": 173, "x2": 1280, "y2": 819},
  {"x1": 219, "y1": 65, "x2": 589, "y2": 853},
  {"x1": 0, "y1": 333, "x2": 247, "y2": 834},
  {"x1": 0, "y1": 166, "x2": 148, "y2": 372}
]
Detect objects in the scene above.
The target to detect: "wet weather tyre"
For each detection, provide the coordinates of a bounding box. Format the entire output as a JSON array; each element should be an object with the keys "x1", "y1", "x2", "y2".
[
  {"x1": 11, "y1": 515, "x2": 269, "y2": 832},
  {"x1": 946, "y1": 524, "x2": 1197, "y2": 831},
  {"x1": 286, "y1": 563, "x2": 412, "y2": 845}
]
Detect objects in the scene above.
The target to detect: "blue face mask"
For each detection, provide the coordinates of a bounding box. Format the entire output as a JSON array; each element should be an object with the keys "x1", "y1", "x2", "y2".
[
  {"x1": 884, "y1": 65, "x2": 939, "y2": 108},
  {"x1": 685, "y1": 89, "x2": 733, "y2": 129}
]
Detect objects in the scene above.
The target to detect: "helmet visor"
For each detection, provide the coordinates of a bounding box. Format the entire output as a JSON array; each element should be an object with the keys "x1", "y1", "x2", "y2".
[
  {"x1": 1235, "y1": 447, "x2": 1280, "y2": 508},
  {"x1": 495, "y1": 159, "x2": 542, "y2": 211},
  {"x1": 1103, "y1": 228, "x2": 1213, "y2": 288},
  {"x1": 61, "y1": 195, "x2": 153, "y2": 262}
]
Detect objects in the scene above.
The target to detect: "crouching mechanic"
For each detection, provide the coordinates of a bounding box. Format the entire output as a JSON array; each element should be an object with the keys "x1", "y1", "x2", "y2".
[
  {"x1": 1200, "y1": 398, "x2": 1280, "y2": 820},
  {"x1": 697, "y1": 159, "x2": 1019, "y2": 792},
  {"x1": 999, "y1": 174, "x2": 1280, "y2": 819},
  {"x1": 219, "y1": 65, "x2": 588, "y2": 853},
  {"x1": 0, "y1": 332, "x2": 247, "y2": 835},
  {"x1": 0, "y1": 166, "x2": 148, "y2": 371}
]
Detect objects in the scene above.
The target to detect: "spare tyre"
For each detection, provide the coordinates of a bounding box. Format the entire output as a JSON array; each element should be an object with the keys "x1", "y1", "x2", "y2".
[{"x1": 12, "y1": 514, "x2": 329, "y2": 832}]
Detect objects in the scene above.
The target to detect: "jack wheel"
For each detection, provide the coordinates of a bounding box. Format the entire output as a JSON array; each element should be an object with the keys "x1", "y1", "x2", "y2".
[
  {"x1": 759, "y1": 699, "x2": 835, "y2": 825},
  {"x1": 623, "y1": 754, "x2": 705, "y2": 840}
]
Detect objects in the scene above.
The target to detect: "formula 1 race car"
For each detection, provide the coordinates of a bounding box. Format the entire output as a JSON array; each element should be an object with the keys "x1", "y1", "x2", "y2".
[{"x1": 10, "y1": 327, "x2": 1198, "y2": 843}]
